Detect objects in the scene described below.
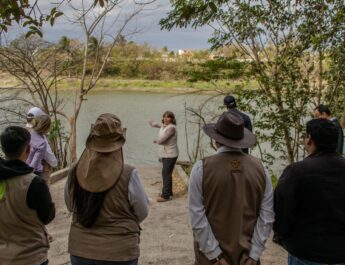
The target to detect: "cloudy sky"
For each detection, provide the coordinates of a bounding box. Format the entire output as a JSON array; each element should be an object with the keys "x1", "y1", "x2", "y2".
[{"x1": 16, "y1": 0, "x2": 213, "y2": 51}]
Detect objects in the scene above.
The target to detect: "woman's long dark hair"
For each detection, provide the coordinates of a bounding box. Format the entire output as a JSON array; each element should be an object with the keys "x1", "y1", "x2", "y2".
[{"x1": 70, "y1": 166, "x2": 107, "y2": 228}]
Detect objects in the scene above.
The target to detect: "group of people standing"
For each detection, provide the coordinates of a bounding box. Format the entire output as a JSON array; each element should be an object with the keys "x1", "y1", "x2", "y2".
[{"x1": 0, "y1": 96, "x2": 345, "y2": 265}]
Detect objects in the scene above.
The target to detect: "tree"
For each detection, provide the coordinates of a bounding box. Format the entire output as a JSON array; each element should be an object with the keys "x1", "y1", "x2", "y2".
[
  {"x1": 58, "y1": 36, "x2": 81, "y2": 77},
  {"x1": 0, "y1": 0, "x2": 108, "y2": 37},
  {"x1": 67, "y1": 0, "x2": 155, "y2": 161},
  {"x1": 161, "y1": 0, "x2": 345, "y2": 165},
  {"x1": 0, "y1": 35, "x2": 70, "y2": 168}
]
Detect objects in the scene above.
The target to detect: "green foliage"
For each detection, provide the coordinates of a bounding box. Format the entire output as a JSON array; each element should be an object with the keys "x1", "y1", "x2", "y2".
[
  {"x1": 0, "y1": 0, "x2": 108, "y2": 37},
  {"x1": 47, "y1": 118, "x2": 69, "y2": 169},
  {"x1": 270, "y1": 172, "x2": 278, "y2": 188},
  {"x1": 185, "y1": 58, "x2": 249, "y2": 82},
  {"x1": 161, "y1": 0, "x2": 345, "y2": 167}
]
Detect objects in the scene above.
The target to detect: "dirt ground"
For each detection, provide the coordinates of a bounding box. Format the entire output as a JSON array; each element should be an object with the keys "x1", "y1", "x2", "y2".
[{"x1": 47, "y1": 166, "x2": 287, "y2": 265}]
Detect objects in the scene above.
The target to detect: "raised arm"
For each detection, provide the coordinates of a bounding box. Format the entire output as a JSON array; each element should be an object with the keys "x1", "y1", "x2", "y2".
[{"x1": 149, "y1": 120, "x2": 162, "y2": 128}]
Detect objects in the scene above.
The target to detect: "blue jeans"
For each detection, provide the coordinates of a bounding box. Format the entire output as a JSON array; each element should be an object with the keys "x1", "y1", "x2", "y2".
[
  {"x1": 288, "y1": 254, "x2": 345, "y2": 265},
  {"x1": 71, "y1": 255, "x2": 138, "y2": 265}
]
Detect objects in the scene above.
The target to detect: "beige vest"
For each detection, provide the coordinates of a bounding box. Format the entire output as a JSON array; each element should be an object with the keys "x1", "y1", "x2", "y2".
[
  {"x1": 195, "y1": 152, "x2": 266, "y2": 265},
  {"x1": 158, "y1": 124, "x2": 178, "y2": 158},
  {"x1": 0, "y1": 173, "x2": 49, "y2": 265},
  {"x1": 68, "y1": 164, "x2": 141, "y2": 261}
]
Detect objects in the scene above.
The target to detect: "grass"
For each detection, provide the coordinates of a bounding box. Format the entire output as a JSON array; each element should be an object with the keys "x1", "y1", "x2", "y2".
[
  {"x1": 0, "y1": 73, "x2": 259, "y2": 94},
  {"x1": 56, "y1": 78, "x2": 258, "y2": 93}
]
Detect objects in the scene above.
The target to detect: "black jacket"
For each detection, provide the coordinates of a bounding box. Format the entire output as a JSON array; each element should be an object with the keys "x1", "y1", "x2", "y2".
[
  {"x1": 274, "y1": 151, "x2": 345, "y2": 263},
  {"x1": 331, "y1": 118, "x2": 344, "y2": 155},
  {"x1": 0, "y1": 158, "x2": 55, "y2": 224}
]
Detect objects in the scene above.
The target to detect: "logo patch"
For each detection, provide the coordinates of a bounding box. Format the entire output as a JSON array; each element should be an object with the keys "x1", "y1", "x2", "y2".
[{"x1": 230, "y1": 159, "x2": 241, "y2": 169}]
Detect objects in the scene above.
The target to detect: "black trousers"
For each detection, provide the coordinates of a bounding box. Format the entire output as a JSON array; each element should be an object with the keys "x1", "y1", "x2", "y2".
[{"x1": 161, "y1": 157, "x2": 177, "y2": 199}]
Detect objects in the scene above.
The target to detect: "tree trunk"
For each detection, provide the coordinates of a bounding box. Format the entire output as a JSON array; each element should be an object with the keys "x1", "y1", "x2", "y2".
[
  {"x1": 69, "y1": 97, "x2": 83, "y2": 162},
  {"x1": 69, "y1": 116, "x2": 78, "y2": 162}
]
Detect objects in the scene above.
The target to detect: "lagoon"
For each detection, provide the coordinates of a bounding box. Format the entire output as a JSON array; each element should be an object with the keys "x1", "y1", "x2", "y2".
[{"x1": 65, "y1": 91, "x2": 220, "y2": 166}]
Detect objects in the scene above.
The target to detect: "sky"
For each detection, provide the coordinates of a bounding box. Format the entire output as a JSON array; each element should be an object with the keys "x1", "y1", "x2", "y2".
[{"x1": 12, "y1": 0, "x2": 213, "y2": 51}]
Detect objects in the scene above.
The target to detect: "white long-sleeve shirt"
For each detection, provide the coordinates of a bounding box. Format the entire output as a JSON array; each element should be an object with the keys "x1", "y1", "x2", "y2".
[{"x1": 188, "y1": 146, "x2": 274, "y2": 261}]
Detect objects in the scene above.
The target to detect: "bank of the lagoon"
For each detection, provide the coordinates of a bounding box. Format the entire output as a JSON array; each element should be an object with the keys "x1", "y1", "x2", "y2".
[
  {"x1": 0, "y1": 74, "x2": 258, "y2": 94},
  {"x1": 57, "y1": 78, "x2": 258, "y2": 93}
]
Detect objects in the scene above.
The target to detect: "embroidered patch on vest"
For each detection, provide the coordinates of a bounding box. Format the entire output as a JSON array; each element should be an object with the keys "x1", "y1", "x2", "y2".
[{"x1": 230, "y1": 159, "x2": 241, "y2": 169}]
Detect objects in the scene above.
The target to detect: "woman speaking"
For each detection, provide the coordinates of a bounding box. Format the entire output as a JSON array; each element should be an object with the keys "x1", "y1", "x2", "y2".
[{"x1": 149, "y1": 111, "x2": 178, "y2": 202}]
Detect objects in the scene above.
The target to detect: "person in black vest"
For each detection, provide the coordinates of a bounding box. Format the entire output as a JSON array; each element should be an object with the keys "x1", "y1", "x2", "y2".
[
  {"x1": 314, "y1": 104, "x2": 343, "y2": 155},
  {"x1": 224, "y1": 95, "x2": 252, "y2": 153},
  {"x1": 274, "y1": 118, "x2": 345, "y2": 265}
]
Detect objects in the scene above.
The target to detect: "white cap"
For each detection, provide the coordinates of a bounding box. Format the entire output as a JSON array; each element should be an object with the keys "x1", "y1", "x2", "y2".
[
  {"x1": 27, "y1": 107, "x2": 46, "y2": 117},
  {"x1": 26, "y1": 107, "x2": 46, "y2": 128}
]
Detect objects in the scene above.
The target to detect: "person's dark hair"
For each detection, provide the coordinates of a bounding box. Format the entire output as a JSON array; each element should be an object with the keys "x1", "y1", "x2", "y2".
[
  {"x1": 224, "y1": 95, "x2": 236, "y2": 109},
  {"x1": 70, "y1": 166, "x2": 107, "y2": 228},
  {"x1": 0, "y1": 126, "x2": 31, "y2": 159},
  {"x1": 162, "y1": 111, "x2": 176, "y2": 125},
  {"x1": 314, "y1": 104, "x2": 331, "y2": 116},
  {"x1": 306, "y1": 118, "x2": 338, "y2": 152}
]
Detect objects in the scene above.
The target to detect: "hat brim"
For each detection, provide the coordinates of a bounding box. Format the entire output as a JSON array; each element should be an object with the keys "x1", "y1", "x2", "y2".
[
  {"x1": 76, "y1": 148, "x2": 123, "y2": 192},
  {"x1": 203, "y1": 123, "x2": 256, "y2": 149}
]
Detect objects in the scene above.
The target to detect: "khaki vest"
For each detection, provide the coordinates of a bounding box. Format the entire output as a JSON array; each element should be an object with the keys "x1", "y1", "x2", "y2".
[
  {"x1": 195, "y1": 152, "x2": 266, "y2": 265},
  {"x1": 68, "y1": 164, "x2": 141, "y2": 262},
  {"x1": 158, "y1": 124, "x2": 178, "y2": 158},
  {"x1": 0, "y1": 173, "x2": 49, "y2": 265}
]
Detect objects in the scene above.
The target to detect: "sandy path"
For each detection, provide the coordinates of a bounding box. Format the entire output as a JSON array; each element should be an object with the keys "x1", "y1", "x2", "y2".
[{"x1": 47, "y1": 166, "x2": 287, "y2": 265}]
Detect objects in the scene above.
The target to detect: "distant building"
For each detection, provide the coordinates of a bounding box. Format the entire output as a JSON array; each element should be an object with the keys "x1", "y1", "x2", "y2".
[{"x1": 178, "y1": 49, "x2": 194, "y2": 57}]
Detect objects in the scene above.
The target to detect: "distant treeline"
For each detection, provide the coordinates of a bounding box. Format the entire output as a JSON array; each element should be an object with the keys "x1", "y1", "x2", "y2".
[{"x1": 1, "y1": 35, "x2": 248, "y2": 81}]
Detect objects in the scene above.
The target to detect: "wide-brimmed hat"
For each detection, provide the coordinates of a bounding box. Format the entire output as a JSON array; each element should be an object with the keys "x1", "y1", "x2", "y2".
[
  {"x1": 76, "y1": 113, "x2": 126, "y2": 192},
  {"x1": 86, "y1": 113, "x2": 126, "y2": 153},
  {"x1": 203, "y1": 111, "x2": 256, "y2": 149}
]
